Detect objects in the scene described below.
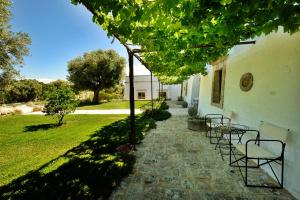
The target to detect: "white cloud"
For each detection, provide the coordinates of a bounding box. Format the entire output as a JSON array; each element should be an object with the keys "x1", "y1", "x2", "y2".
[{"x1": 36, "y1": 78, "x2": 55, "y2": 83}]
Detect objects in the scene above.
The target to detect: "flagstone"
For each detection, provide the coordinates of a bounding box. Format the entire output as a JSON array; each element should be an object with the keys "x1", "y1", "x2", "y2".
[{"x1": 110, "y1": 109, "x2": 295, "y2": 200}]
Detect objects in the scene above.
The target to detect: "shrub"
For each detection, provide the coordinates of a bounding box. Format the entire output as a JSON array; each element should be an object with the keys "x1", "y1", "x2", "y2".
[
  {"x1": 182, "y1": 101, "x2": 188, "y2": 108},
  {"x1": 177, "y1": 96, "x2": 183, "y2": 101},
  {"x1": 159, "y1": 101, "x2": 169, "y2": 110},
  {"x1": 6, "y1": 79, "x2": 43, "y2": 103},
  {"x1": 43, "y1": 87, "x2": 78, "y2": 126},
  {"x1": 42, "y1": 80, "x2": 73, "y2": 100},
  {"x1": 188, "y1": 107, "x2": 198, "y2": 117},
  {"x1": 143, "y1": 109, "x2": 171, "y2": 121},
  {"x1": 152, "y1": 110, "x2": 171, "y2": 121},
  {"x1": 141, "y1": 99, "x2": 168, "y2": 111}
]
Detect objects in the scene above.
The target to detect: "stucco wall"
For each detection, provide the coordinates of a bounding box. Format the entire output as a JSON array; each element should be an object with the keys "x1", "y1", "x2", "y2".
[
  {"x1": 167, "y1": 85, "x2": 181, "y2": 101},
  {"x1": 124, "y1": 75, "x2": 180, "y2": 100},
  {"x1": 184, "y1": 77, "x2": 193, "y2": 106},
  {"x1": 198, "y1": 30, "x2": 300, "y2": 198},
  {"x1": 184, "y1": 75, "x2": 201, "y2": 107}
]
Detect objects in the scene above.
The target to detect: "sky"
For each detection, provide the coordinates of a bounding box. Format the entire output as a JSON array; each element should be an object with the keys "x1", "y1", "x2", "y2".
[{"x1": 10, "y1": 0, "x2": 150, "y2": 82}]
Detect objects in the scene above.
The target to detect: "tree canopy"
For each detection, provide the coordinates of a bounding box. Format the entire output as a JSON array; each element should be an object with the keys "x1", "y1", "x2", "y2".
[
  {"x1": 43, "y1": 87, "x2": 77, "y2": 126},
  {"x1": 0, "y1": 0, "x2": 31, "y2": 88},
  {"x1": 71, "y1": 0, "x2": 299, "y2": 84},
  {"x1": 41, "y1": 80, "x2": 73, "y2": 100},
  {"x1": 67, "y1": 49, "x2": 125, "y2": 103},
  {"x1": 6, "y1": 79, "x2": 43, "y2": 103}
]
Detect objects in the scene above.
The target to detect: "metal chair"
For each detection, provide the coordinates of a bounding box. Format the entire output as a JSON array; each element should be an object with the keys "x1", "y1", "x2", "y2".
[
  {"x1": 229, "y1": 121, "x2": 289, "y2": 188},
  {"x1": 205, "y1": 111, "x2": 232, "y2": 144}
]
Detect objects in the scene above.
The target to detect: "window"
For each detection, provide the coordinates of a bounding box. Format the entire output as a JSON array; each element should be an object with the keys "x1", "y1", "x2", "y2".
[
  {"x1": 212, "y1": 69, "x2": 223, "y2": 104},
  {"x1": 138, "y1": 92, "x2": 145, "y2": 99},
  {"x1": 211, "y1": 59, "x2": 226, "y2": 108}
]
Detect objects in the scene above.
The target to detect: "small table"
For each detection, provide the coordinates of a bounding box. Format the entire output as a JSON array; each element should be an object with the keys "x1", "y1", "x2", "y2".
[{"x1": 214, "y1": 124, "x2": 248, "y2": 160}]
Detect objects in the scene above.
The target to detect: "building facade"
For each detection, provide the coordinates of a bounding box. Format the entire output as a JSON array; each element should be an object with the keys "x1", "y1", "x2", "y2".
[
  {"x1": 196, "y1": 29, "x2": 300, "y2": 198},
  {"x1": 182, "y1": 75, "x2": 201, "y2": 107},
  {"x1": 124, "y1": 75, "x2": 181, "y2": 100}
]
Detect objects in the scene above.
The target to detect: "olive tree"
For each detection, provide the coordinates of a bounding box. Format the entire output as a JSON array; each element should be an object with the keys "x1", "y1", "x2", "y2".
[
  {"x1": 67, "y1": 49, "x2": 125, "y2": 103},
  {"x1": 0, "y1": 0, "x2": 31, "y2": 91}
]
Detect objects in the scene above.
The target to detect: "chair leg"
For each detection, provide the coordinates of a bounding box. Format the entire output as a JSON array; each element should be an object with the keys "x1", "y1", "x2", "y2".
[
  {"x1": 209, "y1": 128, "x2": 213, "y2": 143},
  {"x1": 281, "y1": 157, "x2": 284, "y2": 188},
  {"x1": 214, "y1": 134, "x2": 221, "y2": 150},
  {"x1": 229, "y1": 139, "x2": 232, "y2": 165},
  {"x1": 245, "y1": 156, "x2": 248, "y2": 186}
]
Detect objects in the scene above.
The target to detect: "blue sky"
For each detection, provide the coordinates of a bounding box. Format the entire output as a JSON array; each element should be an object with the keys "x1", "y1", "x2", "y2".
[{"x1": 10, "y1": 0, "x2": 148, "y2": 82}]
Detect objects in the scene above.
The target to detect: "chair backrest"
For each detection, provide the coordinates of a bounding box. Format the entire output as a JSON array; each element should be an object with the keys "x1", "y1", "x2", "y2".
[
  {"x1": 222, "y1": 110, "x2": 232, "y2": 126},
  {"x1": 259, "y1": 121, "x2": 289, "y2": 144},
  {"x1": 259, "y1": 121, "x2": 289, "y2": 157},
  {"x1": 223, "y1": 110, "x2": 233, "y2": 119}
]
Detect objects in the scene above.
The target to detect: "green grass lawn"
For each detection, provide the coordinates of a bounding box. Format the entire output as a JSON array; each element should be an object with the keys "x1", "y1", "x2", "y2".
[
  {"x1": 0, "y1": 103, "x2": 170, "y2": 199},
  {"x1": 0, "y1": 113, "x2": 157, "y2": 199},
  {"x1": 0, "y1": 114, "x2": 126, "y2": 187},
  {"x1": 77, "y1": 100, "x2": 151, "y2": 110}
]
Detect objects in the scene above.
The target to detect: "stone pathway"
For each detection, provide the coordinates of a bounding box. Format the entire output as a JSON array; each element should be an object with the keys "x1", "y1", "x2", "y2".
[
  {"x1": 110, "y1": 115, "x2": 295, "y2": 199},
  {"x1": 167, "y1": 101, "x2": 188, "y2": 116}
]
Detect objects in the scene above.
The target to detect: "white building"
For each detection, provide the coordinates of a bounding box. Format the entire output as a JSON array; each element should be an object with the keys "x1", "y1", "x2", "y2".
[
  {"x1": 182, "y1": 75, "x2": 201, "y2": 107},
  {"x1": 195, "y1": 29, "x2": 300, "y2": 198},
  {"x1": 123, "y1": 75, "x2": 181, "y2": 100}
]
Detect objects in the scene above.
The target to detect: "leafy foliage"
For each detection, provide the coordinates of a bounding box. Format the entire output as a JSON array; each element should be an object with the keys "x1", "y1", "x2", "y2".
[
  {"x1": 177, "y1": 96, "x2": 183, "y2": 101},
  {"x1": 182, "y1": 101, "x2": 188, "y2": 108},
  {"x1": 43, "y1": 87, "x2": 77, "y2": 126},
  {"x1": 41, "y1": 80, "x2": 73, "y2": 100},
  {"x1": 159, "y1": 101, "x2": 169, "y2": 110},
  {"x1": 99, "y1": 84, "x2": 124, "y2": 101},
  {"x1": 72, "y1": 0, "x2": 300, "y2": 84},
  {"x1": 0, "y1": 0, "x2": 31, "y2": 89},
  {"x1": 67, "y1": 49, "x2": 125, "y2": 103},
  {"x1": 188, "y1": 107, "x2": 198, "y2": 117},
  {"x1": 144, "y1": 109, "x2": 172, "y2": 121},
  {"x1": 142, "y1": 100, "x2": 172, "y2": 121},
  {"x1": 5, "y1": 79, "x2": 43, "y2": 103}
]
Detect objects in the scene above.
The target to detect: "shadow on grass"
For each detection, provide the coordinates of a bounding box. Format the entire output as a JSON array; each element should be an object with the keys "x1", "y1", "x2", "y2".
[
  {"x1": 0, "y1": 115, "x2": 156, "y2": 200},
  {"x1": 77, "y1": 101, "x2": 101, "y2": 107},
  {"x1": 24, "y1": 123, "x2": 59, "y2": 132}
]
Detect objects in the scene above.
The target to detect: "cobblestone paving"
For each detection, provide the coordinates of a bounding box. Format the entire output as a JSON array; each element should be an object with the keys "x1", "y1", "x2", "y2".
[{"x1": 110, "y1": 107, "x2": 295, "y2": 200}]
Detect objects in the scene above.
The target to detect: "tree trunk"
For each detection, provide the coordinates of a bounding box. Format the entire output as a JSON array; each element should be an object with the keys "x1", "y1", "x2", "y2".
[
  {"x1": 58, "y1": 114, "x2": 64, "y2": 126},
  {"x1": 93, "y1": 89, "x2": 100, "y2": 103}
]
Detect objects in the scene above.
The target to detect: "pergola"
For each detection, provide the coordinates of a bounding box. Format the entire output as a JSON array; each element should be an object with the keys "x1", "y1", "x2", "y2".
[{"x1": 71, "y1": 0, "x2": 299, "y2": 146}]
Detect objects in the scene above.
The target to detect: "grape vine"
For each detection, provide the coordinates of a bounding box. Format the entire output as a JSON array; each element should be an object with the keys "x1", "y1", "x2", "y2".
[{"x1": 71, "y1": 0, "x2": 300, "y2": 84}]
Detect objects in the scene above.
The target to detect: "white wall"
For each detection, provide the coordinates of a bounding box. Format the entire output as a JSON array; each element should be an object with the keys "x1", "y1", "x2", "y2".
[
  {"x1": 184, "y1": 75, "x2": 201, "y2": 107},
  {"x1": 167, "y1": 85, "x2": 181, "y2": 101},
  {"x1": 184, "y1": 77, "x2": 193, "y2": 106},
  {"x1": 198, "y1": 29, "x2": 300, "y2": 198},
  {"x1": 124, "y1": 75, "x2": 181, "y2": 100}
]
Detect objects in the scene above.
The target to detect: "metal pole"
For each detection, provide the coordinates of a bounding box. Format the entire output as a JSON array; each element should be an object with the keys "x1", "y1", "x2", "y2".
[
  {"x1": 150, "y1": 71, "x2": 153, "y2": 111},
  {"x1": 161, "y1": 83, "x2": 164, "y2": 99},
  {"x1": 180, "y1": 83, "x2": 183, "y2": 99},
  {"x1": 128, "y1": 50, "x2": 136, "y2": 146}
]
